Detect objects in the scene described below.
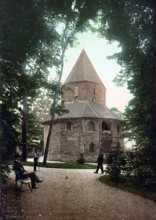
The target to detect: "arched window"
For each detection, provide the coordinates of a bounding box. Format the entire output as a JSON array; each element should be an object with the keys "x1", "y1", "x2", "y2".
[
  {"x1": 67, "y1": 122, "x2": 72, "y2": 130},
  {"x1": 88, "y1": 121, "x2": 95, "y2": 131},
  {"x1": 102, "y1": 121, "x2": 108, "y2": 131},
  {"x1": 89, "y1": 143, "x2": 94, "y2": 152}
]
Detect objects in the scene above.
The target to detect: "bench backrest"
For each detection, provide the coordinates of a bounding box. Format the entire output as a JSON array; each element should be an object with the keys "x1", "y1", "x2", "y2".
[{"x1": 13, "y1": 170, "x2": 21, "y2": 182}]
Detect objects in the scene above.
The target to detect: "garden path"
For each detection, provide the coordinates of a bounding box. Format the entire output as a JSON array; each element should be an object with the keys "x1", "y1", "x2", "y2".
[{"x1": 4, "y1": 166, "x2": 156, "y2": 220}]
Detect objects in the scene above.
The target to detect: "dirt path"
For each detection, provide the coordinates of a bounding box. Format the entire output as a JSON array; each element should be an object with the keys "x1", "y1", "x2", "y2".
[{"x1": 4, "y1": 166, "x2": 156, "y2": 220}]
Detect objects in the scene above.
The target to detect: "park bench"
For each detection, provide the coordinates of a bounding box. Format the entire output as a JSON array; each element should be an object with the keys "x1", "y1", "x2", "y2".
[{"x1": 13, "y1": 169, "x2": 32, "y2": 194}]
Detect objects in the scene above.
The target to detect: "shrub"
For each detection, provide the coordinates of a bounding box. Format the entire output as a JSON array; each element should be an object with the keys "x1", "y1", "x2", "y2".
[
  {"x1": 106, "y1": 148, "x2": 156, "y2": 191},
  {"x1": 76, "y1": 153, "x2": 85, "y2": 164},
  {"x1": 0, "y1": 164, "x2": 11, "y2": 184},
  {"x1": 124, "y1": 149, "x2": 156, "y2": 191},
  {"x1": 123, "y1": 151, "x2": 135, "y2": 175},
  {"x1": 133, "y1": 165, "x2": 156, "y2": 191},
  {"x1": 106, "y1": 150, "x2": 126, "y2": 180}
]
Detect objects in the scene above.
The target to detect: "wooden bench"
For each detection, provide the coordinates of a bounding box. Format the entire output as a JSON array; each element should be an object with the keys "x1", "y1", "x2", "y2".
[{"x1": 13, "y1": 170, "x2": 32, "y2": 194}]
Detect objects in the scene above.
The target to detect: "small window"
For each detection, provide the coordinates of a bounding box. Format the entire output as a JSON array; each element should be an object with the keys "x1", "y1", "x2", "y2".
[
  {"x1": 89, "y1": 143, "x2": 94, "y2": 152},
  {"x1": 88, "y1": 121, "x2": 95, "y2": 131},
  {"x1": 102, "y1": 121, "x2": 108, "y2": 131},
  {"x1": 117, "y1": 125, "x2": 120, "y2": 133},
  {"x1": 93, "y1": 88, "x2": 95, "y2": 95},
  {"x1": 117, "y1": 142, "x2": 120, "y2": 150},
  {"x1": 67, "y1": 122, "x2": 72, "y2": 130},
  {"x1": 75, "y1": 87, "x2": 78, "y2": 96}
]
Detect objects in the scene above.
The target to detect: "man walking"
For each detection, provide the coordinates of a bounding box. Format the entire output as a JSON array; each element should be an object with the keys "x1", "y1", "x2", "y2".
[{"x1": 94, "y1": 151, "x2": 104, "y2": 174}]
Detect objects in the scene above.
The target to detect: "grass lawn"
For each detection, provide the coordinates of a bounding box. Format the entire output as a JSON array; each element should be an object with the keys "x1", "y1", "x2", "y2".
[
  {"x1": 99, "y1": 175, "x2": 156, "y2": 203},
  {"x1": 22, "y1": 161, "x2": 97, "y2": 169}
]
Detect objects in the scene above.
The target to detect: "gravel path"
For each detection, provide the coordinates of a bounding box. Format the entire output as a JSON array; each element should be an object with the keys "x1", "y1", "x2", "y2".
[{"x1": 4, "y1": 166, "x2": 156, "y2": 220}]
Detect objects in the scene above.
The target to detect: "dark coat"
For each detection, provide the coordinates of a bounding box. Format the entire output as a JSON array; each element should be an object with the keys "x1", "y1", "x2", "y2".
[
  {"x1": 13, "y1": 161, "x2": 25, "y2": 178},
  {"x1": 97, "y1": 153, "x2": 104, "y2": 165},
  {"x1": 34, "y1": 153, "x2": 39, "y2": 163}
]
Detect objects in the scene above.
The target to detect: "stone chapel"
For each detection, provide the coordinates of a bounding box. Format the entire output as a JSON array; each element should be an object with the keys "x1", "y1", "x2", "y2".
[{"x1": 43, "y1": 50, "x2": 123, "y2": 162}]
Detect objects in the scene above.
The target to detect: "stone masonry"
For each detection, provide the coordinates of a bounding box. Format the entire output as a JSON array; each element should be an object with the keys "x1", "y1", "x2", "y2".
[{"x1": 43, "y1": 50, "x2": 123, "y2": 162}]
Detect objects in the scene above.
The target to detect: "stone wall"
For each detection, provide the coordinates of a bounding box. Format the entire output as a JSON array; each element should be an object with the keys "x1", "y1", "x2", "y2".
[
  {"x1": 62, "y1": 82, "x2": 106, "y2": 104},
  {"x1": 44, "y1": 118, "x2": 123, "y2": 162}
]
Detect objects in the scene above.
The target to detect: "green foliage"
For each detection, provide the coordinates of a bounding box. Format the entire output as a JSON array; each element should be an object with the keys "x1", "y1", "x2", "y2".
[
  {"x1": 0, "y1": 0, "x2": 101, "y2": 167},
  {"x1": 122, "y1": 150, "x2": 135, "y2": 175},
  {"x1": 43, "y1": 1, "x2": 100, "y2": 164},
  {"x1": 106, "y1": 150, "x2": 126, "y2": 180},
  {"x1": 0, "y1": 0, "x2": 70, "y2": 178},
  {"x1": 95, "y1": 1, "x2": 154, "y2": 151},
  {"x1": 111, "y1": 107, "x2": 123, "y2": 118},
  {"x1": 27, "y1": 113, "x2": 43, "y2": 149},
  {"x1": 21, "y1": 161, "x2": 96, "y2": 169},
  {"x1": 76, "y1": 153, "x2": 85, "y2": 164},
  {"x1": 53, "y1": 101, "x2": 70, "y2": 117},
  {"x1": 106, "y1": 149, "x2": 156, "y2": 191},
  {"x1": 99, "y1": 175, "x2": 156, "y2": 202},
  {"x1": 126, "y1": 148, "x2": 156, "y2": 190},
  {"x1": 0, "y1": 0, "x2": 60, "y2": 65},
  {"x1": 0, "y1": 104, "x2": 18, "y2": 183},
  {"x1": 0, "y1": 164, "x2": 11, "y2": 184}
]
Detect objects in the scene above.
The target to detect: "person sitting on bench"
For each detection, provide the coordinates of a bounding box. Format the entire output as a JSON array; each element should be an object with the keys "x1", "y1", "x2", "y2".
[{"x1": 13, "y1": 154, "x2": 43, "y2": 189}]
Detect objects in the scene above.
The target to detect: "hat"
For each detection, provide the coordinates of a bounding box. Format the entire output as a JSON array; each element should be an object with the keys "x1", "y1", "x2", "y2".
[{"x1": 15, "y1": 154, "x2": 21, "y2": 159}]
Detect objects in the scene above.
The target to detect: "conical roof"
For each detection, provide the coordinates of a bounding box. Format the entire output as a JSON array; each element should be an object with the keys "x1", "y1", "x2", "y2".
[
  {"x1": 43, "y1": 102, "x2": 121, "y2": 124},
  {"x1": 64, "y1": 50, "x2": 103, "y2": 85}
]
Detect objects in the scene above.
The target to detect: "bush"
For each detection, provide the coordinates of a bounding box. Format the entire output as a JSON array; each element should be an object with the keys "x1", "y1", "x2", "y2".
[
  {"x1": 76, "y1": 153, "x2": 85, "y2": 164},
  {"x1": 123, "y1": 151, "x2": 135, "y2": 175},
  {"x1": 106, "y1": 150, "x2": 126, "y2": 180},
  {"x1": 133, "y1": 165, "x2": 156, "y2": 191},
  {"x1": 106, "y1": 149, "x2": 156, "y2": 191},
  {"x1": 0, "y1": 164, "x2": 11, "y2": 184},
  {"x1": 124, "y1": 149, "x2": 156, "y2": 191}
]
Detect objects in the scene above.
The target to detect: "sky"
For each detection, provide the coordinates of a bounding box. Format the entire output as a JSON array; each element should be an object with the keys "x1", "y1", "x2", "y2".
[{"x1": 60, "y1": 31, "x2": 133, "y2": 113}]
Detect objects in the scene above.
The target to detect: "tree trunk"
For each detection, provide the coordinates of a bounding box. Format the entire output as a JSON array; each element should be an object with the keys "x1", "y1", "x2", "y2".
[
  {"x1": 43, "y1": 49, "x2": 65, "y2": 165},
  {"x1": 21, "y1": 90, "x2": 27, "y2": 161},
  {"x1": 21, "y1": 63, "x2": 27, "y2": 161},
  {"x1": 151, "y1": 1, "x2": 156, "y2": 168},
  {"x1": 43, "y1": 27, "x2": 76, "y2": 165}
]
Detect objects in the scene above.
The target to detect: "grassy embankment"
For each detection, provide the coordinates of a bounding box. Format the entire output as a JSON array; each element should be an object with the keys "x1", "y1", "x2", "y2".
[
  {"x1": 99, "y1": 175, "x2": 156, "y2": 203},
  {"x1": 22, "y1": 161, "x2": 97, "y2": 169}
]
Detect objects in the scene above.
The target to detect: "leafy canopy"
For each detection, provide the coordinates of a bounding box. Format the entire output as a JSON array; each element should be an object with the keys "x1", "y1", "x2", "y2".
[{"x1": 92, "y1": 0, "x2": 154, "y2": 148}]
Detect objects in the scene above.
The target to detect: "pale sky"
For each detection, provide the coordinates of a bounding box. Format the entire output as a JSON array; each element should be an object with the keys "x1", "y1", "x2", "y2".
[{"x1": 61, "y1": 32, "x2": 133, "y2": 113}]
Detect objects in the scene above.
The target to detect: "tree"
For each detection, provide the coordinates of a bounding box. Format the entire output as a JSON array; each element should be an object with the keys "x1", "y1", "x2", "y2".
[
  {"x1": 0, "y1": 104, "x2": 19, "y2": 182},
  {"x1": 43, "y1": 1, "x2": 100, "y2": 165},
  {"x1": 88, "y1": 0, "x2": 156, "y2": 175},
  {"x1": 43, "y1": 25, "x2": 77, "y2": 165},
  {"x1": 0, "y1": 0, "x2": 81, "y2": 179},
  {"x1": 16, "y1": 84, "x2": 68, "y2": 153},
  {"x1": 111, "y1": 107, "x2": 123, "y2": 119},
  {"x1": 93, "y1": 1, "x2": 154, "y2": 148},
  {"x1": 0, "y1": 0, "x2": 100, "y2": 172},
  {"x1": 0, "y1": 0, "x2": 62, "y2": 164}
]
